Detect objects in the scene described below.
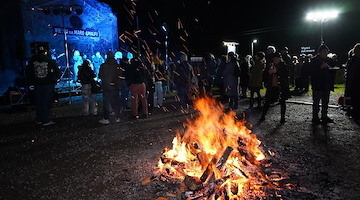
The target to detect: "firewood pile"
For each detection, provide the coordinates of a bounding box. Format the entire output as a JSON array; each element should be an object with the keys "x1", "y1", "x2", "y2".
[{"x1": 141, "y1": 97, "x2": 315, "y2": 200}]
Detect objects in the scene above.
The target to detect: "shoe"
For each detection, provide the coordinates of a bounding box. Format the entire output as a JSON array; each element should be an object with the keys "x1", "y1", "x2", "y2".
[
  {"x1": 115, "y1": 118, "x2": 120, "y2": 123},
  {"x1": 129, "y1": 115, "x2": 139, "y2": 120},
  {"x1": 42, "y1": 121, "x2": 55, "y2": 126},
  {"x1": 141, "y1": 114, "x2": 149, "y2": 119},
  {"x1": 99, "y1": 119, "x2": 110, "y2": 124},
  {"x1": 312, "y1": 117, "x2": 321, "y2": 124},
  {"x1": 321, "y1": 116, "x2": 334, "y2": 123},
  {"x1": 35, "y1": 120, "x2": 42, "y2": 125}
]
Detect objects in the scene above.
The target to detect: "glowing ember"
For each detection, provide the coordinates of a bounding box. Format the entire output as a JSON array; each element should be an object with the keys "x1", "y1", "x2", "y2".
[{"x1": 155, "y1": 97, "x2": 290, "y2": 199}]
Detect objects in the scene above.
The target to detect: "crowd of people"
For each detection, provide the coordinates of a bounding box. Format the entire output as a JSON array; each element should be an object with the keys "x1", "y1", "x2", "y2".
[{"x1": 25, "y1": 42, "x2": 360, "y2": 126}]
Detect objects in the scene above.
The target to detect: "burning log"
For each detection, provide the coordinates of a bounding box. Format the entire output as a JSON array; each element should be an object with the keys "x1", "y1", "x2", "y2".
[
  {"x1": 200, "y1": 146, "x2": 233, "y2": 183},
  {"x1": 153, "y1": 97, "x2": 298, "y2": 199}
]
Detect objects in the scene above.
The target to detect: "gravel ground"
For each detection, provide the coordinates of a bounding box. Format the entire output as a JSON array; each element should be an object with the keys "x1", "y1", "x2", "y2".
[{"x1": 0, "y1": 91, "x2": 359, "y2": 200}]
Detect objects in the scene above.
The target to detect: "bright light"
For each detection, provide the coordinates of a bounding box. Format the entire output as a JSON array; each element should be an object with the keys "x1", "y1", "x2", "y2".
[
  {"x1": 223, "y1": 41, "x2": 239, "y2": 54},
  {"x1": 306, "y1": 9, "x2": 339, "y2": 22},
  {"x1": 252, "y1": 39, "x2": 258, "y2": 44}
]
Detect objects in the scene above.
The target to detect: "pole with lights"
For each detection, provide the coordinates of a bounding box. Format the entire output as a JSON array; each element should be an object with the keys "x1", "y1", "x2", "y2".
[
  {"x1": 251, "y1": 39, "x2": 258, "y2": 57},
  {"x1": 162, "y1": 23, "x2": 168, "y2": 69},
  {"x1": 306, "y1": 9, "x2": 339, "y2": 44}
]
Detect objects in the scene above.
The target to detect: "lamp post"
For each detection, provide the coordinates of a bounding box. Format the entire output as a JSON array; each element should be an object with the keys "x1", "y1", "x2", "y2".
[
  {"x1": 161, "y1": 23, "x2": 168, "y2": 68},
  {"x1": 251, "y1": 39, "x2": 258, "y2": 57},
  {"x1": 306, "y1": 9, "x2": 339, "y2": 44}
]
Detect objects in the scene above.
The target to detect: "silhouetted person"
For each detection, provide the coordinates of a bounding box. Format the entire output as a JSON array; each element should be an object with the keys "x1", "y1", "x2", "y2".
[
  {"x1": 98, "y1": 51, "x2": 121, "y2": 124},
  {"x1": 26, "y1": 46, "x2": 60, "y2": 126},
  {"x1": 127, "y1": 54, "x2": 149, "y2": 119},
  {"x1": 77, "y1": 60, "x2": 97, "y2": 116},
  {"x1": 345, "y1": 43, "x2": 360, "y2": 123},
  {"x1": 174, "y1": 53, "x2": 194, "y2": 110},
  {"x1": 309, "y1": 44, "x2": 336, "y2": 124},
  {"x1": 249, "y1": 52, "x2": 265, "y2": 108},
  {"x1": 260, "y1": 52, "x2": 289, "y2": 124},
  {"x1": 223, "y1": 52, "x2": 240, "y2": 110}
]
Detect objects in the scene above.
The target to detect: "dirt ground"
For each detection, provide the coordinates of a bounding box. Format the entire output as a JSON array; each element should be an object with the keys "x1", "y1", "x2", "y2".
[{"x1": 0, "y1": 91, "x2": 359, "y2": 200}]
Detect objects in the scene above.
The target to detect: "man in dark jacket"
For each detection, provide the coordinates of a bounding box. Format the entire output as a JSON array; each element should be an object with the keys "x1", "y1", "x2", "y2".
[
  {"x1": 174, "y1": 53, "x2": 194, "y2": 110},
  {"x1": 26, "y1": 46, "x2": 60, "y2": 126},
  {"x1": 98, "y1": 51, "x2": 122, "y2": 124},
  {"x1": 310, "y1": 44, "x2": 336, "y2": 124}
]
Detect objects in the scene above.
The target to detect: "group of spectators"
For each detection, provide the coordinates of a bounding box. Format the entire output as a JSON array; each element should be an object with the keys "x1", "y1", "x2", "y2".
[{"x1": 25, "y1": 42, "x2": 360, "y2": 126}]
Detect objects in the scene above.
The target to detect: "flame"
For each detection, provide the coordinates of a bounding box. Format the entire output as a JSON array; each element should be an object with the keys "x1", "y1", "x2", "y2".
[{"x1": 155, "y1": 97, "x2": 286, "y2": 199}]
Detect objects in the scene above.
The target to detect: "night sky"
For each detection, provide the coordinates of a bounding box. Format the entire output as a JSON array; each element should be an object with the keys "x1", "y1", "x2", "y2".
[{"x1": 97, "y1": 0, "x2": 359, "y2": 61}]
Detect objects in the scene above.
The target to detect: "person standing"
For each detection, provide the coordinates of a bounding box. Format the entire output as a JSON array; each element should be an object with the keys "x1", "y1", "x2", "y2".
[
  {"x1": 222, "y1": 52, "x2": 241, "y2": 110},
  {"x1": 72, "y1": 50, "x2": 83, "y2": 82},
  {"x1": 240, "y1": 55, "x2": 252, "y2": 99},
  {"x1": 92, "y1": 51, "x2": 104, "y2": 79},
  {"x1": 119, "y1": 57, "x2": 130, "y2": 111},
  {"x1": 26, "y1": 46, "x2": 60, "y2": 126},
  {"x1": 151, "y1": 52, "x2": 165, "y2": 108},
  {"x1": 345, "y1": 43, "x2": 360, "y2": 123},
  {"x1": 127, "y1": 54, "x2": 149, "y2": 119},
  {"x1": 248, "y1": 52, "x2": 265, "y2": 109},
  {"x1": 260, "y1": 52, "x2": 290, "y2": 123},
  {"x1": 309, "y1": 44, "x2": 336, "y2": 124},
  {"x1": 174, "y1": 53, "x2": 194, "y2": 110},
  {"x1": 98, "y1": 51, "x2": 122, "y2": 124},
  {"x1": 77, "y1": 60, "x2": 97, "y2": 116}
]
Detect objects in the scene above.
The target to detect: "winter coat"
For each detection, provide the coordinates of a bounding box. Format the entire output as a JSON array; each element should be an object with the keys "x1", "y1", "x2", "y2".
[
  {"x1": 239, "y1": 61, "x2": 251, "y2": 87},
  {"x1": 248, "y1": 59, "x2": 265, "y2": 89},
  {"x1": 26, "y1": 54, "x2": 60, "y2": 86},
  {"x1": 77, "y1": 65, "x2": 96, "y2": 85},
  {"x1": 263, "y1": 61, "x2": 290, "y2": 99},
  {"x1": 309, "y1": 55, "x2": 336, "y2": 91},
  {"x1": 174, "y1": 61, "x2": 193, "y2": 87},
  {"x1": 127, "y1": 58, "x2": 147, "y2": 85},
  {"x1": 222, "y1": 60, "x2": 240, "y2": 96},
  {"x1": 98, "y1": 58, "x2": 121, "y2": 90}
]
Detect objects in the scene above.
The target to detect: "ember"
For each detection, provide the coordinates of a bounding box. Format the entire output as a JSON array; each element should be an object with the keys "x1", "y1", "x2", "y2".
[{"x1": 153, "y1": 97, "x2": 294, "y2": 199}]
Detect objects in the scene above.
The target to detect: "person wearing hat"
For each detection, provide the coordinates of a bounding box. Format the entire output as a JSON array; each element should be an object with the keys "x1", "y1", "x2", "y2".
[
  {"x1": 260, "y1": 51, "x2": 290, "y2": 124},
  {"x1": 26, "y1": 46, "x2": 61, "y2": 126},
  {"x1": 98, "y1": 51, "x2": 122, "y2": 124},
  {"x1": 309, "y1": 44, "x2": 336, "y2": 124}
]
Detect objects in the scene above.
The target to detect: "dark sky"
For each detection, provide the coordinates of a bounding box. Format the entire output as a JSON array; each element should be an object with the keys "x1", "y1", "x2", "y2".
[{"x1": 101, "y1": 0, "x2": 360, "y2": 62}]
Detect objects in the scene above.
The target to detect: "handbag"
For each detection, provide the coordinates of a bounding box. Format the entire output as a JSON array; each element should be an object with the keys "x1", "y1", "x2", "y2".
[{"x1": 91, "y1": 80, "x2": 102, "y2": 94}]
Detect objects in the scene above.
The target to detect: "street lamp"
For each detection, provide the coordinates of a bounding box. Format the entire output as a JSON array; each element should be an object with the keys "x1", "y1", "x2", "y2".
[
  {"x1": 306, "y1": 9, "x2": 339, "y2": 44},
  {"x1": 251, "y1": 39, "x2": 258, "y2": 57}
]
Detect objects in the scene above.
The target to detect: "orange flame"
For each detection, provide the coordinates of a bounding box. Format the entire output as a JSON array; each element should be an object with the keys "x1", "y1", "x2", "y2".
[{"x1": 156, "y1": 97, "x2": 282, "y2": 199}]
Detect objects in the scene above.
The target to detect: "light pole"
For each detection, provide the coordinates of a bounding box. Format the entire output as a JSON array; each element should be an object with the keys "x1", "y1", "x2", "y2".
[
  {"x1": 161, "y1": 23, "x2": 168, "y2": 69},
  {"x1": 251, "y1": 39, "x2": 258, "y2": 57},
  {"x1": 306, "y1": 9, "x2": 339, "y2": 44}
]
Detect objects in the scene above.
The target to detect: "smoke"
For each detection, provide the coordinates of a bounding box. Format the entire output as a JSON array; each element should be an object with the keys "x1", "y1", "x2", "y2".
[{"x1": 0, "y1": 69, "x2": 18, "y2": 96}]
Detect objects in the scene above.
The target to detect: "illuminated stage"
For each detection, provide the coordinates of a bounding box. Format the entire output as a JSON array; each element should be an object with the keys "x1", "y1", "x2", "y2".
[{"x1": 0, "y1": 0, "x2": 118, "y2": 101}]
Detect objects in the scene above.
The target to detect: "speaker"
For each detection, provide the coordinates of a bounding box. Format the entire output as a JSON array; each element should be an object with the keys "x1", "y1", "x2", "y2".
[{"x1": 30, "y1": 41, "x2": 49, "y2": 55}]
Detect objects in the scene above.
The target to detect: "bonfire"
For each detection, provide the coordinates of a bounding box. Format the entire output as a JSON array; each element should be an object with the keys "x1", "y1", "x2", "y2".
[{"x1": 152, "y1": 97, "x2": 294, "y2": 200}]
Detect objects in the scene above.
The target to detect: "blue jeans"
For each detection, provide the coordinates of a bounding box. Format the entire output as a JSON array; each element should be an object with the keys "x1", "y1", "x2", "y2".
[
  {"x1": 102, "y1": 89, "x2": 121, "y2": 119},
  {"x1": 81, "y1": 84, "x2": 97, "y2": 115},
  {"x1": 35, "y1": 84, "x2": 55, "y2": 123},
  {"x1": 154, "y1": 81, "x2": 163, "y2": 107}
]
